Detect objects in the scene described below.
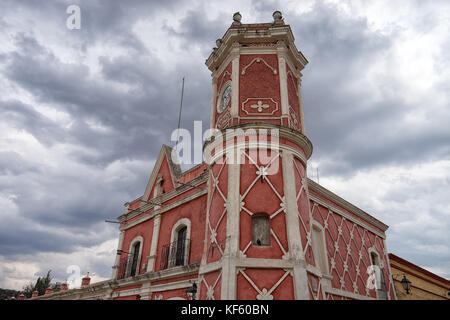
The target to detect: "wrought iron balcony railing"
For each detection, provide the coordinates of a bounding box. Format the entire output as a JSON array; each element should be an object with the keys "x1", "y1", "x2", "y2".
[
  {"x1": 116, "y1": 256, "x2": 129, "y2": 280},
  {"x1": 160, "y1": 239, "x2": 190, "y2": 270}
]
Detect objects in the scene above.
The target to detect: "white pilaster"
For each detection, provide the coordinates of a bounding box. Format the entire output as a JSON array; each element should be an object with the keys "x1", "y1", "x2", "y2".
[
  {"x1": 231, "y1": 43, "x2": 240, "y2": 118},
  {"x1": 200, "y1": 172, "x2": 213, "y2": 267},
  {"x1": 220, "y1": 148, "x2": 240, "y2": 299},
  {"x1": 112, "y1": 230, "x2": 125, "y2": 279},
  {"x1": 297, "y1": 77, "x2": 306, "y2": 134},
  {"x1": 282, "y1": 150, "x2": 310, "y2": 300},
  {"x1": 210, "y1": 76, "x2": 218, "y2": 129},
  {"x1": 147, "y1": 213, "x2": 161, "y2": 272},
  {"x1": 277, "y1": 44, "x2": 289, "y2": 116}
]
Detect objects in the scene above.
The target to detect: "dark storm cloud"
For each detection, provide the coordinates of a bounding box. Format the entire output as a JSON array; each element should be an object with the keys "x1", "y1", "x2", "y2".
[
  {"x1": 282, "y1": 2, "x2": 450, "y2": 176},
  {"x1": 0, "y1": 221, "x2": 113, "y2": 257},
  {"x1": 1, "y1": 0, "x2": 449, "y2": 287},
  {"x1": 162, "y1": 7, "x2": 229, "y2": 55},
  {"x1": 0, "y1": 151, "x2": 40, "y2": 175},
  {"x1": 0, "y1": 1, "x2": 213, "y2": 271},
  {"x1": 2, "y1": 33, "x2": 180, "y2": 165},
  {"x1": 0, "y1": 99, "x2": 66, "y2": 147}
]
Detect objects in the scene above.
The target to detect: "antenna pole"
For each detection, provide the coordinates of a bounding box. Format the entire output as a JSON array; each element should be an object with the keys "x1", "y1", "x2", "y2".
[{"x1": 175, "y1": 77, "x2": 185, "y2": 150}]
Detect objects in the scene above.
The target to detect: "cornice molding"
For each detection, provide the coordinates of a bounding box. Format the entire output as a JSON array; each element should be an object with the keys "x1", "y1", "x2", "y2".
[
  {"x1": 118, "y1": 170, "x2": 208, "y2": 225},
  {"x1": 203, "y1": 122, "x2": 313, "y2": 161},
  {"x1": 206, "y1": 24, "x2": 308, "y2": 72},
  {"x1": 307, "y1": 178, "x2": 389, "y2": 234},
  {"x1": 120, "y1": 186, "x2": 208, "y2": 231}
]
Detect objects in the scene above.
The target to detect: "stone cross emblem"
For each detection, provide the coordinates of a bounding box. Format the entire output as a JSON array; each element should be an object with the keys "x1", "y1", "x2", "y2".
[{"x1": 250, "y1": 100, "x2": 270, "y2": 112}]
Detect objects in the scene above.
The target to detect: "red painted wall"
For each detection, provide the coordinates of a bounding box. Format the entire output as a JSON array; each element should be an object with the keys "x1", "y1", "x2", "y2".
[
  {"x1": 239, "y1": 54, "x2": 281, "y2": 120},
  {"x1": 120, "y1": 218, "x2": 154, "y2": 275},
  {"x1": 154, "y1": 194, "x2": 206, "y2": 272}
]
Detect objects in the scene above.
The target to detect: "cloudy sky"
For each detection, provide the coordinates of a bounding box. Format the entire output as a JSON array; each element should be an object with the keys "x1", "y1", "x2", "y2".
[{"x1": 0, "y1": 0, "x2": 449, "y2": 290}]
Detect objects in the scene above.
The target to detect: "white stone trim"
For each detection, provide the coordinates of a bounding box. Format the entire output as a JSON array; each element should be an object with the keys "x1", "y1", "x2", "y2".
[
  {"x1": 231, "y1": 46, "x2": 240, "y2": 117},
  {"x1": 112, "y1": 288, "x2": 142, "y2": 299},
  {"x1": 150, "y1": 279, "x2": 195, "y2": 293},
  {"x1": 239, "y1": 47, "x2": 278, "y2": 55},
  {"x1": 383, "y1": 241, "x2": 396, "y2": 300},
  {"x1": 199, "y1": 259, "x2": 223, "y2": 275},
  {"x1": 126, "y1": 236, "x2": 144, "y2": 277},
  {"x1": 121, "y1": 187, "x2": 207, "y2": 231},
  {"x1": 241, "y1": 57, "x2": 277, "y2": 75},
  {"x1": 168, "y1": 218, "x2": 192, "y2": 267},
  {"x1": 112, "y1": 230, "x2": 125, "y2": 279},
  {"x1": 277, "y1": 55, "x2": 289, "y2": 115},
  {"x1": 203, "y1": 123, "x2": 313, "y2": 164},
  {"x1": 210, "y1": 77, "x2": 218, "y2": 129},
  {"x1": 311, "y1": 220, "x2": 330, "y2": 275},
  {"x1": 241, "y1": 97, "x2": 279, "y2": 115},
  {"x1": 205, "y1": 26, "x2": 307, "y2": 72},
  {"x1": 216, "y1": 80, "x2": 232, "y2": 114},
  {"x1": 308, "y1": 194, "x2": 386, "y2": 239},
  {"x1": 282, "y1": 151, "x2": 309, "y2": 300},
  {"x1": 121, "y1": 170, "x2": 208, "y2": 224},
  {"x1": 325, "y1": 287, "x2": 376, "y2": 300},
  {"x1": 297, "y1": 78, "x2": 306, "y2": 134},
  {"x1": 147, "y1": 213, "x2": 161, "y2": 272},
  {"x1": 235, "y1": 257, "x2": 294, "y2": 269},
  {"x1": 221, "y1": 158, "x2": 240, "y2": 299},
  {"x1": 170, "y1": 218, "x2": 192, "y2": 244}
]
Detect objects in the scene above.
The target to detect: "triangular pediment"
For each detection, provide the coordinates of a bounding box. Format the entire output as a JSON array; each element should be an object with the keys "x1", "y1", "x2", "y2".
[{"x1": 142, "y1": 144, "x2": 181, "y2": 201}]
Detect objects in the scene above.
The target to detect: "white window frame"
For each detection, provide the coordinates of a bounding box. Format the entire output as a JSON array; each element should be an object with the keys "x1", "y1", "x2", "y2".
[
  {"x1": 311, "y1": 220, "x2": 330, "y2": 275},
  {"x1": 368, "y1": 246, "x2": 387, "y2": 299},
  {"x1": 169, "y1": 218, "x2": 191, "y2": 268},
  {"x1": 126, "y1": 236, "x2": 144, "y2": 277}
]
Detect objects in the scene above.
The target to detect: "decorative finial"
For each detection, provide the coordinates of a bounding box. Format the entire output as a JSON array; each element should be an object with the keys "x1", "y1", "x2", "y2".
[
  {"x1": 273, "y1": 10, "x2": 283, "y2": 23},
  {"x1": 216, "y1": 39, "x2": 222, "y2": 47},
  {"x1": 233, "y1": 12, "x2": 242, "y2": 24}
]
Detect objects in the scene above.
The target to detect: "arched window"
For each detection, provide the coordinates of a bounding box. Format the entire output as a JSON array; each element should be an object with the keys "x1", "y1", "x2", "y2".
[
  {"x1": 369, "y1": 248, "x2": 387, "y2": 300},
  {"x1": 165, "y1": 218, "x2": 191, "y2": 269},
  {"x1": 370, "y1": 251, "x2": 379, "y2": 266},
  {"x1": 126, "y1": 236, "x2": 143, "y2": 277},
  {"x1": 175, "y1": 226, "x2": 187, "y2": 266},
  {"x1": 311, "y1": 222, "x2": 329, "y2": 274},
  {"x1": 130, "y1": 242, "x2": 140, "y2": 276},
  {"x1": 252, "y1": 214, "x2": 270, "y2": 246}
]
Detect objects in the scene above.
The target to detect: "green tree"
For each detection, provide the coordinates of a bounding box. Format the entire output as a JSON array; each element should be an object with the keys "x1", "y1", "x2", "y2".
[{"x1": 22, "y1": 270, "x2": 54, "y2": 298}]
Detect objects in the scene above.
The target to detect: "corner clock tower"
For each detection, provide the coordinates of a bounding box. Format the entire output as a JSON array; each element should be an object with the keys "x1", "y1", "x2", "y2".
[
  {"x1": 30, "y1": 10, "x2": 395, "y2": 302},
  {"x1": 200, "y1": 11, "x2": 315, "y2": 300},
  {"x1": 208, "y1": 11, "x2": 308, "y2": 133}
]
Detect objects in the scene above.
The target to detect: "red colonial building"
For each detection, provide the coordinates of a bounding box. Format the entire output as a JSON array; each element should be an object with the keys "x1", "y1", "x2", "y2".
[{"x1": 34, "y1": 11, "x2": 397, "y2": 300}]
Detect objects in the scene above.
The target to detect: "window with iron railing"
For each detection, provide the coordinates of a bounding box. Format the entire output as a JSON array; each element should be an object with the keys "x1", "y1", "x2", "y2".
[
  {"x1": 115, "y1": 240, "x2": 142, "y2": 280},
  {"x1": 129, "y1": 242, "x2": 140, "y2": 276},
  {"x1": 160, "y1": 238, "x2": 190, "y2": 270},
  {"x1": 116, "y1": 256, "x2": 128, "y2": 280}
]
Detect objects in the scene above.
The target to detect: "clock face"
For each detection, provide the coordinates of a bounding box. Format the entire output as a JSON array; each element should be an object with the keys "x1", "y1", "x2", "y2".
[{"x1": 218, "y1": 84, "x2": 232, "y2": 112}]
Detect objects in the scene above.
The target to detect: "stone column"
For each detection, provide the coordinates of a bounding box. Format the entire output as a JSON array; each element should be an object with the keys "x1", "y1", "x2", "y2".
[
  {"x1": 230, "y1": 43, "x2": 240, "y2": 118},
  {"x1": 147, "y1": 213, "x2": 161, "y2": 272},
  {"x1": 277, "y1": 43, "x2": 289, "y2": 116},
  {"x1": 210, "y1": 75, "x2": 218, "y2": 129},
  {"x1": 112, "y1": 230, "x2": 125, "y2": 279},
  {"x1": 282, "y1": 150, "x2": 309, "y2": 300},
  {"x1": 297, "y1": 76, "x2": 306, "y2": 135},
  {"x1": 220, "y1": 149, "x2": 240, "y2": 299}
]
